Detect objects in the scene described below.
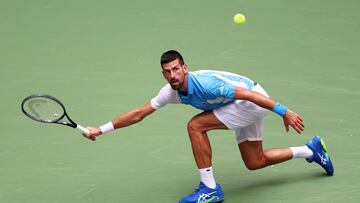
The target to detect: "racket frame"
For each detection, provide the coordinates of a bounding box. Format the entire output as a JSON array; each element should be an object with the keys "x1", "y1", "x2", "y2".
[{"x1": 21, "y1": 94, "x2": 89, "y2": 134}]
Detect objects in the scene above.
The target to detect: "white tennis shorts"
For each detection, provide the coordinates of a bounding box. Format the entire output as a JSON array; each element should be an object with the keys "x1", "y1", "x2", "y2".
[{"x1": 213, "y1": 84, "x2": 270, "y2": 143}]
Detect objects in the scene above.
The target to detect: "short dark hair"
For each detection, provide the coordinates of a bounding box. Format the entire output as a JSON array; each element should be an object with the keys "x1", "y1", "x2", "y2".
[{"x1": 160, "y1": 50, "x2": 184, "y2": 67}]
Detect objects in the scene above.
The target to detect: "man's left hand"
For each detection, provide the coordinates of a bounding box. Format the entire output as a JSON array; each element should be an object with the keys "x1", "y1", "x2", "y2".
[{"x1": 283, "y1": 109, "x2": 304, "y2": 134}]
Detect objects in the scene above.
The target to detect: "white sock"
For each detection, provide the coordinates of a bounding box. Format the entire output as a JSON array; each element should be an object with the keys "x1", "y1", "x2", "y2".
[
  {"x1": 290, "y1": 146, "x2": 313, "y2": 159},
  {"x1": 199, "y1": 167, "x2": 216, "y2": 189}
]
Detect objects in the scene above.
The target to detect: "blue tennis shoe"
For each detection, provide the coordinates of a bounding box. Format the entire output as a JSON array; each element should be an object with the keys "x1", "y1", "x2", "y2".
[
  {"x1": 306, "y1": 136, "x2": 334, "y2": 176},
  {"x1": 179, "y1": 182, "x2": 224, "y2": 203}
]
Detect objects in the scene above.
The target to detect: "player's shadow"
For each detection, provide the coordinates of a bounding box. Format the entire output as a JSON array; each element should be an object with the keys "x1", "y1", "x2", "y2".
[{"x1": 224, "y1": 172, "x2": 328, "y2": 198}]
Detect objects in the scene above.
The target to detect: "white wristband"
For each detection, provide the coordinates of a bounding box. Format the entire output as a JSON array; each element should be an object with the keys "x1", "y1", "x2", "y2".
[{"x1": 99, "y1": 122, "x2": 115, "y2": 134}]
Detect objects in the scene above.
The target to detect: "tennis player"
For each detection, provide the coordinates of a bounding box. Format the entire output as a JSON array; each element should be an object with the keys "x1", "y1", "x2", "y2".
[{"x1": 84, "y1": 50, "x2": 334, "y2": 203}]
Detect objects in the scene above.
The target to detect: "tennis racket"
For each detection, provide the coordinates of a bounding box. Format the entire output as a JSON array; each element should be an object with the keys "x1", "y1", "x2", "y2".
[{"x1": 21, "y1": 94, "x2": 90, "y2": 134}]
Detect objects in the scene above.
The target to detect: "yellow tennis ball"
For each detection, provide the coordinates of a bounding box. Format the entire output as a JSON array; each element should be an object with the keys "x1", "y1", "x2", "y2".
[{"x1": 233, "y1": 13, "x2": 246, "y2": 25}]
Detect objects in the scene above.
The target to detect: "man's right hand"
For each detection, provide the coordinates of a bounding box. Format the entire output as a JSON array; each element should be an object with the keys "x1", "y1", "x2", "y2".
[{"x1": 82, "y1": 127, "x2": 102, "y2": 141}]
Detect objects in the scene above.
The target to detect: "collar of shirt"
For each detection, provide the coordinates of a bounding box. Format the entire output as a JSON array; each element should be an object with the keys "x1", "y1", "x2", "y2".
[{"x1": 178, "y1": 72, "x2": 194, "y2": 99}]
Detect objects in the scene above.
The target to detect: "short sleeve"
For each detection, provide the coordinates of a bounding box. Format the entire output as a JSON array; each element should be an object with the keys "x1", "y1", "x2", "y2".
[
  {"x1": 214, "y1": 80, "x2": 235, "y2": 99},
  {"x1": 205, "y1": 75, "x2": 235, "y2": 99},
  {"x1": 151, "y1": 84, "x2": 180, "y2": 109}
]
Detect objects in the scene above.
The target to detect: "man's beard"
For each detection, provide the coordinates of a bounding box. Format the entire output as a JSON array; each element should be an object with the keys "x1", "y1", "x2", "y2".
[{"x1": 170, "y1": 80, "x2": 183, "y2": 90}]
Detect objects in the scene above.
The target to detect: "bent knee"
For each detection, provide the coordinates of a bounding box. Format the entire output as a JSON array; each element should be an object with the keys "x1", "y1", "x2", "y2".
[
  {"x1": 187, "y1": 118, "x2": 205, "y2": 133},
  {"x1": 244, "y1": 162, "x2": 263, "y2": 170},
  {"x1": 243, "y1": 158, "x2": 269, "y2": 170}
]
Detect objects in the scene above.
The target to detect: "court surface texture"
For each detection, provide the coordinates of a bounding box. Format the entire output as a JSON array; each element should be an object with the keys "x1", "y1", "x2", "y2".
[{"x1": 1, "y1": 0, "x2": 359, "y2": 202}]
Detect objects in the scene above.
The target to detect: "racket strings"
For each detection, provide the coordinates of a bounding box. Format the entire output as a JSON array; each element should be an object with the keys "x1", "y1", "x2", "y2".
[{"x1": 23, "y1": 97, "x2": 64, "y2": 122}]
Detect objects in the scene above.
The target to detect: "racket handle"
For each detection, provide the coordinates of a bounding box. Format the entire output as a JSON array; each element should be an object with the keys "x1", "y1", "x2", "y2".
[{"x1": 76, "y1": 124, "x2": 90, "y2": 134}]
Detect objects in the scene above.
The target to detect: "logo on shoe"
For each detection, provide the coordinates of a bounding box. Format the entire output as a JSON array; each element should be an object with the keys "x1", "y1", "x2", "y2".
[
  {"x1": 197, "y1": 191, "x2": 218, "y2": 203},
  {"x1": 317, "y1": 152, "x2": 327, "y2": 165}
]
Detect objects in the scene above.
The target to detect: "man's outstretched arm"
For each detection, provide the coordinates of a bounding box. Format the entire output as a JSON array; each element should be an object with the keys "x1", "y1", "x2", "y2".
[
  {"x1": 83, "y1": 102, "x2": 156, "y2": 141},
  {"x1": 234, "y1": 87, "x2": 304, "y2": 134}
]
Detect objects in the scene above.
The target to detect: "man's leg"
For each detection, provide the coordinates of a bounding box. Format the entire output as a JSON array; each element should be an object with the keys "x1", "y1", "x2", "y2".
[
  {"x1": 238, "y1": 140, "x2": 294, "y2": 170},
  {"x1": 187, "y1": 111, "x2": 227, "y2": 169},
  {"x1": 238, "y1": 138, "x2": 334, "y2": 176},
  {"x1": 187, "y1": 110, "x2": 228, "y2": 188},
  {"x1": 178, "y1": 111, "x2": 227, "y2": 203},
  {"x1": 236, "y1": 120, "x2": 313, "y2": 170}
]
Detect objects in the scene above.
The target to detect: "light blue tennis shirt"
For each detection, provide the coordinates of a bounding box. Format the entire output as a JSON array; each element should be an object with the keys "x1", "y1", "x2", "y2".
[
  {"x1": 179, "y1": 70, "x2": 256, "y2": 110},
  {"x1": 151, "y1": 70, "x2": 257, "y2": 111}
]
